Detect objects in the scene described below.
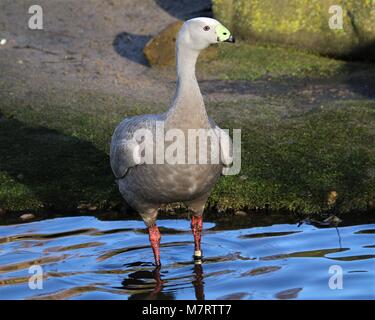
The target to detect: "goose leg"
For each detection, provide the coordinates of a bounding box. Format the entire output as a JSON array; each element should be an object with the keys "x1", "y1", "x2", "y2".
[
  {"x1": 191, "y1": 215, "x2": 203, "y2": 260},
  {"x1": 148, "y1": 224, "x2": 161, "y2": 266}
]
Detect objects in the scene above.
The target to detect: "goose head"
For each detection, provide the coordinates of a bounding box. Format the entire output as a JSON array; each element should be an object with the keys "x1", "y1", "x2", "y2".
[{"x1": 177, "y1": 17, "x2": 235, "y2": 52}]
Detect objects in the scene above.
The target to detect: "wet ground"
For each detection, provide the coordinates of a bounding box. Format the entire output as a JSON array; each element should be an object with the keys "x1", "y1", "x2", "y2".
[{"x1": 0, "y1": 213, "x2": 374, "y2": 300}]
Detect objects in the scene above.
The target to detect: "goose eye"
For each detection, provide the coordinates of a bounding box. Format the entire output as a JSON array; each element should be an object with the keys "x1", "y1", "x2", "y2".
[{"x1": 203, "y1": 26, "x2": 210, "y2": 31}]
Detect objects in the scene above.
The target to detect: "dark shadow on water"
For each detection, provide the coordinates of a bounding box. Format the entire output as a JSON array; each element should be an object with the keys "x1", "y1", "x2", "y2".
[
  {"x1": 0, "y1": 115, "x2": 118, "y2": 212},
  {"x1": 113, "y1": 32, "x2": 152, "y2": 66},
  {"x1": 154, "y1": 0, "x2": 212, "y2": 20},
  {"x1": 120, "y1": 263, "x2": 205, "y2": 300},
  {"x1": 121, "y1": 266, "x2": 174, "y2": 300},
  {"x1": 192, "y1": 263, "x2": 205, "y2": 300}
]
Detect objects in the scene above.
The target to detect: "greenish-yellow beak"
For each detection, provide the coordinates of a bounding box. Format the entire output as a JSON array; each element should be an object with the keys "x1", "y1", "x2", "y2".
[{"x1": 215, "y1": 24, "x2": 235, "y2": 43}]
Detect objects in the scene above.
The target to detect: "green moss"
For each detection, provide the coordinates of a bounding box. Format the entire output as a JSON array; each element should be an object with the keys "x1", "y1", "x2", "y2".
[
  {"x1": 200, "y1": 43, "x2": 346, "y2": 80},
  {"x1": 0, "y1": 172, "x2": 43, "y2": 211},
  {"x1": 209, "y1": 100, "x2": 375, "y2": 213},
  {"x1": 1, "y1": 43, "x2": 374, "y2": 214},
  {"x1": 212, "y1": 0, "x2": 235, "y2": 31},
  {"x1": 0, "y1": 89, "x2": 163, "y2": 212},
  {"x1": 212, "y1": 0, "x2": 375, "y2": 58},
  {"x1": 1, "y1": 87, "x2": 374, "y2": 214}
]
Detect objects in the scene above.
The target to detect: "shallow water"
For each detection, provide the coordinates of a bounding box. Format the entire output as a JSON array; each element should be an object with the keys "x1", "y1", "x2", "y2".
[{"x1": 0, "y1": 214, "x2": 374, "y2": 300}]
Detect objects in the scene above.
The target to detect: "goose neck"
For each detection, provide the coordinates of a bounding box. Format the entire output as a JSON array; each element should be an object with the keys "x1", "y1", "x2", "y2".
[{"x1": 166, "y1": 44, "x2": 208, "y2": 126}]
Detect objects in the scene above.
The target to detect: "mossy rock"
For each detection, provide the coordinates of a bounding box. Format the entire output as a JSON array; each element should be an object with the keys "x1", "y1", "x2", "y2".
[
  {"x1": 144, "y1": 21, "x2": 218, "y2": 67},
  {"x1": 213, "y1": 0, "x2": 375, "y2": 60}
]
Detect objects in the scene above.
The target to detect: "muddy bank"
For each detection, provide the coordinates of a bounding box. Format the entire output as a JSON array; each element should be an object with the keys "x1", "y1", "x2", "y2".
[{"x1": 2, "y1": 205, "x2": 375, "y2": 230}]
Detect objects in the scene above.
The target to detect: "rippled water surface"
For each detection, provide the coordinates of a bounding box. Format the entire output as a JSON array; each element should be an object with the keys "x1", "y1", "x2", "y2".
[{"x1": 0, "y1": 213, "x2": 374, "y2": 300}]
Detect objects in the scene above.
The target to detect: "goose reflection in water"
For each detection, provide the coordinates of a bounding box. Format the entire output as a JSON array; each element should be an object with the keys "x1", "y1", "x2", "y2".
[{"x1": 121, "y1": 262, "x2": 205, "y2": 300}]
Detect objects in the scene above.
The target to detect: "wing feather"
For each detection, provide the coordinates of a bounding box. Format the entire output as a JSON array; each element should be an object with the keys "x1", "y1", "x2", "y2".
[{"x1": 110, "y1": 114, "x2": 162, "y2": 179}]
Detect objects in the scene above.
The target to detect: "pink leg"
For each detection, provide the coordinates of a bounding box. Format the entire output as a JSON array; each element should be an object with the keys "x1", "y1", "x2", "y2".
[
  {"x1": 191, "y1": 215, "x2": 203, "y2": 259},
  {"x1": 148, "y1": 224, "x2": 161, "y2": 266}
]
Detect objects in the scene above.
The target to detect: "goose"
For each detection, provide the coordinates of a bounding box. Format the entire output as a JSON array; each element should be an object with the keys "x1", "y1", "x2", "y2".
[{"x1": 110, "y1": 17, "x2": 235, "y2": 266}]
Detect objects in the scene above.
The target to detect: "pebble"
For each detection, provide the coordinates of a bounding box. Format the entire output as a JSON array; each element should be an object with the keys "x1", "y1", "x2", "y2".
[
  {"x1": 20, "y1": 213, "x2": 35, "y2": 221},
  {"x1": 77, "y1": 203, "x2": 88, "y2": 210},
  {"x1": 0, "y1": 39, "x2": 6, "y2": 45},
  {"x1": 234, "y1": 210, "x2": 247, "y2": 216}
]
